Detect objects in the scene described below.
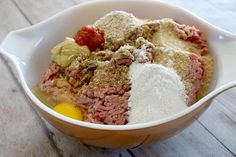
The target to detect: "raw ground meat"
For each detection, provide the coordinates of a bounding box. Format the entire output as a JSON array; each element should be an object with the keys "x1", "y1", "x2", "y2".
[
  {"x1": 77, "y1": 85, "x2": 130, "y2": 125},
  {"x1": 176, "y1": 23, "x2": 208, "y2": 55},
  {"x1": 39, "y1": 62, "x2": 61, "y2": 91},
  {"x1": 187, "y1": 54, "x2": 204, "y2": 105},
  {"x1": 39, "y1": 62, "x2": 76, "y2": 103}
]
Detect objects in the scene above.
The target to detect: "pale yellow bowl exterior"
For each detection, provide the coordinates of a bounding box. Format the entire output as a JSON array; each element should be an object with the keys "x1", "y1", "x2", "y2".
[{"x1": 30, "y1": 98, "x2": 212, "y2": 148}]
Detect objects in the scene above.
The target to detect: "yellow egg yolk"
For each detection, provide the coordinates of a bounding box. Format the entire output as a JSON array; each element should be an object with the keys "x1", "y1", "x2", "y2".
[{"x1": 53, "y1": 103, "x2": 83, "y2": 120}]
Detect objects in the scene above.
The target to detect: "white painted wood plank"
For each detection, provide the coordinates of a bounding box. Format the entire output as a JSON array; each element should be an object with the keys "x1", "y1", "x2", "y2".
[
  {"x1": 0, "y1": 0, "x2": 58, "y2": 156},
  {"x1": 11, "y1": 1, "x2": 236, "y2": 157},
  {"x1": 12, "y1": 0, "x2": 131, "y2": 156},
  {"x1": 198, "y1": 92, "x2": 236, "y2": 155},
  {"x1": 0, "y1": 1, "x2": 27, "y2": 38},
  {"x1": 44, "y1": 120, "x2": 131, "y2": 157},
  {"x1": 161, "y1": 0, "x2": 236, "y2": 155},
  {"x1": 14, "y1": 0, "x2": 76, "y2": 24},
  {"x1": 163, "y1": 0, "x2": 236, "y2": 33},
  {"x1": 74, "y1": 0, "x2": 94, "y2": 4},
  {"x1": 131, "y1": 121, "x2": 234, "y2": 157}
]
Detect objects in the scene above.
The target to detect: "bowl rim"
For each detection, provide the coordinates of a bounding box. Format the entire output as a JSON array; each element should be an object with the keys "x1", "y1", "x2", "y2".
[{"x1": 3, "y1": 0, "x2": 236, "y2": 131}]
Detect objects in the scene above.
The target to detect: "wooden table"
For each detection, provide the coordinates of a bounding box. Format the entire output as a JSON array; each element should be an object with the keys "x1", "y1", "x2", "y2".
[{"x1": 1, "y1": 0, "x2": 236, "y2": 156}]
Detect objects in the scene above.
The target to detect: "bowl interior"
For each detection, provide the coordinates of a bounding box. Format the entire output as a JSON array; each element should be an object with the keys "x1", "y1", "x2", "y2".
[{"x1": 15, "y1": 0, "x2": 225, "y2": 129}]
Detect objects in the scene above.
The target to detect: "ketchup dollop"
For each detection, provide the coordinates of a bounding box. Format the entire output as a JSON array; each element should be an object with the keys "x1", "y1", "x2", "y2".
[{"x1": 74, "y1": 25, "x2": 105, "y2": 51}]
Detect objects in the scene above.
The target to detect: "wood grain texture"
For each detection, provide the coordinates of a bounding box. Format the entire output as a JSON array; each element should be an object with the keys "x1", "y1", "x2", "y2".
[
  {"x1": 13, "y1": 0, "x2": 76, "y2": 24},
  {"x1": 198, "y1": 93, "x2": 236, "y2": 155},
  {"x1": 74, "y1": 0, "x2": 94, "y2": 4},
  {"x1": 163, "y1": 0, "x2": 236, "y2": 33},
  {"x1": 131, "y1": 122, "x2": 234, "y2": 157},
  {"x1": 0, "y1": 0, "x2": 28, "y2": 38},
  {"x1": 11, "y1": 0, "x2": 131, "y2": 156},
  {"x1": 132, "y1": 0, "x2": 236, "y2": 156},
  {"x1": 165, "y1": 1, "x2": 236, "y2": 155},
  {"x1": 44, "y1": 120, "x2": 131, "y2": 157},
  {"x1": 0, "y1": 0, "x2": 58, "y2": 156},
  {"x1": 1, "y1": 0, "x2": 236, "y2": 157}
]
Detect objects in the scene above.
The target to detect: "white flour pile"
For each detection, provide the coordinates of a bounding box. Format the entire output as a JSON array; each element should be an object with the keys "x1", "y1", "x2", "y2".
[{"x1": 128, "y1": 63, "x2": 188, "y2": 124}]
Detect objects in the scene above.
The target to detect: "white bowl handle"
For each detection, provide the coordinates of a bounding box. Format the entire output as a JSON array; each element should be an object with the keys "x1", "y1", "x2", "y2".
[
  {"x1": 0, "y1": 27, "x2": 42, "y2": 83},
  {"x1": 0, "y1": 27, "x2": 42, "y2": 62},
  {"x1": 213, "y1": 35, "x2": 236, "y2": 88}
]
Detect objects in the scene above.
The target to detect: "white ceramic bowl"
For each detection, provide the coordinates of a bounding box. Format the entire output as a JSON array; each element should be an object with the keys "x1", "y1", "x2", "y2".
[{"x1": 1, "y1": 0, "x2": 236, "y2": 148}]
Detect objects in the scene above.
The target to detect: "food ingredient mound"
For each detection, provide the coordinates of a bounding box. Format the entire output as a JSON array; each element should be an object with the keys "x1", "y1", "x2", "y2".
[
  {"x1": 128, "y1": 63, "x2": 187, "y2": 124},
  {"x1": 35, "y1": 11, "x2": 214, "y2": 125}
]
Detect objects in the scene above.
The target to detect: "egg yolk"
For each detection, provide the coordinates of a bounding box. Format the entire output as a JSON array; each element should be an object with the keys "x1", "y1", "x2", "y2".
[{"x1": 53, "y1": 103, "x2": 83, "y2": 120}]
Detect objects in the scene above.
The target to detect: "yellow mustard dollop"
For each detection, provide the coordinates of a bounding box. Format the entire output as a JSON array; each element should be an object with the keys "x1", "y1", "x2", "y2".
[{"x1": 51, "y1": 37, "x2": 90, "y2": 67}]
